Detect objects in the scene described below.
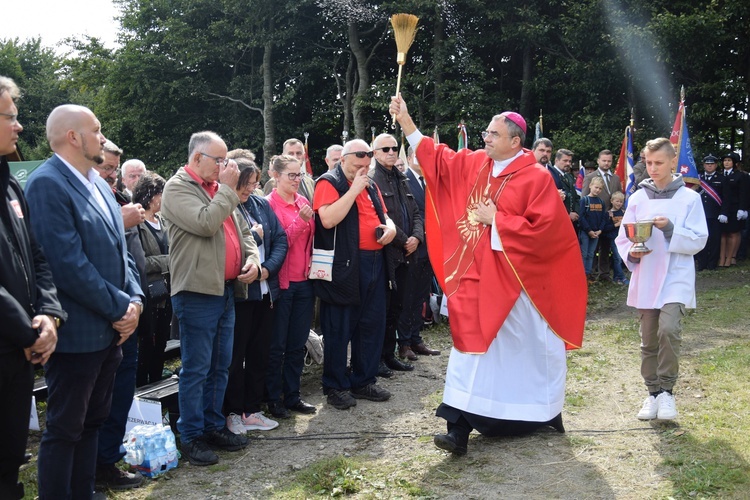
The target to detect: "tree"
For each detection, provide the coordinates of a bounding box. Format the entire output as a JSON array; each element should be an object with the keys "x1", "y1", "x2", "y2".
[{"x1": 0, "y1": 38, "x2": 68, "y2": 159}]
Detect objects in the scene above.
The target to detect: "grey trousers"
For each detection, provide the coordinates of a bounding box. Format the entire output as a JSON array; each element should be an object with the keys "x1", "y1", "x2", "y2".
[{"x1": 639, "y1": 303, "x2": 685, "y2": 393}]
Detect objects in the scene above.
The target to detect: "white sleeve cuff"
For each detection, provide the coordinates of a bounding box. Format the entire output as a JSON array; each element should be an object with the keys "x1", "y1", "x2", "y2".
[
  {"x1": 490, "y1": 217, "x2": 503, "y2": 251},
  {"x1": 406, "y1": 130, "x2": 424, "y2": 149}
]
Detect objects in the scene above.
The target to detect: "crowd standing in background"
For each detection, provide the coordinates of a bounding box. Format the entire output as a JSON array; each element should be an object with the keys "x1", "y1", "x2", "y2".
[{"x1": 4, "y1": 68, "x2": 748, "y2": 496}]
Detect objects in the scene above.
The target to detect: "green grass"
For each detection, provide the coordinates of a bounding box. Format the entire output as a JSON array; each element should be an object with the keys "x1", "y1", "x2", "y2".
[
  {"x1": 658, "y1": 344, "x2": 750, "y2": 498},
  {"x1": 581, "y1": 266, "x2": 750, "y2": 498},
  {"x1": 288, "y1": 456, "x2": 366, "y2": 497}
]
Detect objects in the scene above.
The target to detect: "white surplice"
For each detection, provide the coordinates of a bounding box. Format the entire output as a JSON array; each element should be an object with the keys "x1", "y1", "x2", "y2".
[{"x1": 442, "y1": 291, "x2": 566, "y2": 422}]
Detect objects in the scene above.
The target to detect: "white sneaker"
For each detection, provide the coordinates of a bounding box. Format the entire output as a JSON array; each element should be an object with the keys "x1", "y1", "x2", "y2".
[
  {"x1": 242, "y1": 411, "x2": 279, "y2": 431},
  {"x1": 226, "y1": 413, "x2": 247, "y2": 435},
  {"x1": 656, "y1": 392, "x2": 678, "y2": 420},
  {"x1": 637, "y1": 395, "x2": 658, "y2": 420}
]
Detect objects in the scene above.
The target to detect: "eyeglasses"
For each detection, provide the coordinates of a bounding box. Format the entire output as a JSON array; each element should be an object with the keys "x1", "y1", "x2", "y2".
[
  {"x1": 343, "y1": 151, "x2": 374, "y2": 159},
  {"x1": 378, "y1": 146, "x2": 399, "y2": 153},
  {"x1": 481, "y1": 130, "x2": 512, "y2": 140},
  {"x1": 98, "y1": 165, "x2": 120, "y2": 174},
  {"x1": 0, "y1": 112, "x2": 19, "y2": 126},
  {"x1": 283, "y1": 173, "x2": 303, "y2": 180},
  {"x1": 200, "y1": 152, "x2": 229, "y2": 167}
]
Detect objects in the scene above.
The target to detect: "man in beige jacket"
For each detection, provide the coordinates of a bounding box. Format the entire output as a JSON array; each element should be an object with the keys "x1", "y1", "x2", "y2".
[{"x1": 161, "y1": 131, "x2": 260, "y2": 466}]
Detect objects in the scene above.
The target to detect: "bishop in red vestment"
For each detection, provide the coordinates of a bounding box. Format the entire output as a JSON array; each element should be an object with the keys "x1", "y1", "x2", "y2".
[{"x1": 390, "y1": 96, "x2": 587, "y2": 456}]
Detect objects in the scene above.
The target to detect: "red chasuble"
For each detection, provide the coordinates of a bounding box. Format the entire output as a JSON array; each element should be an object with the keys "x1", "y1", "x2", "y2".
[{"x1": 417, "y1": 138, "x2": 586, "y2": 354}]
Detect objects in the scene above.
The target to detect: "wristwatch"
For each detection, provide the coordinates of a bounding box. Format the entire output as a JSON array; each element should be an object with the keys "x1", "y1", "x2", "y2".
[
  {"x1": 47, "y1": 315, "x2": 62, "y2": 329},
  {"x1": 131, "y1": 300, "x2": 143, "y2": 315}
]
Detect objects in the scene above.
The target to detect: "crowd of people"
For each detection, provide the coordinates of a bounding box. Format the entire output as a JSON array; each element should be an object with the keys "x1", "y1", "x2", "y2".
[
  {"x1": 0, "y1": 75, "x2": 446, "y2": 497},
  {"x1": 530, "y1": 138, "x2": 747, "y2": 282},
  {"x1": 0, "y1": 71, "x2": 740, "y2": 497}
]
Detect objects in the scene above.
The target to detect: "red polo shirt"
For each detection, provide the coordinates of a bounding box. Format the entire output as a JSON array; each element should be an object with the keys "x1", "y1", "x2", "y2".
[{"x1": 184, "y1": 166, "x2": 242, "y2": 280}]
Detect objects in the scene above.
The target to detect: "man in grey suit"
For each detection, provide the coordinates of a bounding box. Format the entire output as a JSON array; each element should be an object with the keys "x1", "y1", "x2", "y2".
[{"x1": 25, "y1": 105, "x2": 143, "y2": 499}]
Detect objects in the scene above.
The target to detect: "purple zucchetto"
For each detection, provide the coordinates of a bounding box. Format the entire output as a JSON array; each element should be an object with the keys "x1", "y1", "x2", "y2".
[{"x1": 499, "y1": 112, "x2": 527, "y2": 132}]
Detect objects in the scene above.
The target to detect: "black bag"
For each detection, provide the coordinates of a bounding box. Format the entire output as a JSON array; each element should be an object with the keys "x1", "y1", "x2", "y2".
[{"x1": 147, "y1": 275, "x2": 170, "y2": 303}]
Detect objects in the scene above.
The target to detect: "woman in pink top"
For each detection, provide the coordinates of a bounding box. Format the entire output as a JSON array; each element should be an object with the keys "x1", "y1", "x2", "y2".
[{"x1": 265, "y1": 155, "x2": 316, "y2": 418}]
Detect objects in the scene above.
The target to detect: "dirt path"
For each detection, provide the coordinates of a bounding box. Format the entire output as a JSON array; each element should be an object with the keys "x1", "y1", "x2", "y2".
[{"x1": 93, "y1": 270, "x2": 748, "y2": 498}]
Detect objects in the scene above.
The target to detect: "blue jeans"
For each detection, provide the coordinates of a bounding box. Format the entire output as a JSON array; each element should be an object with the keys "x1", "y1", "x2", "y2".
[
  {"x1": 172, "y1": 287, "x2": 235, "y2": 444},
  {"x1": 321, "y1": 250, "x2": 386, "y2": 391},
  {"x1": 266, "y1": 280, "x2": 315, "y2": 406},
  {"x1": 610, "y1": 238, "x2": 626, "y2": 281},
  {"x1": 97, "y1": 332, "x2": 138, "y2": 465},
  {"x1": 38, "y1": 339, "x2": 122, "y2": 499},
  {"x1": 580, "y1": 232, "x2": 599, "y2": 275}
]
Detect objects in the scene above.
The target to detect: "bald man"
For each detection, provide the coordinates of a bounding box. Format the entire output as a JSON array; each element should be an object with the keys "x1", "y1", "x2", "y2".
[{"x1": 25, "y1": 105, "x2": 143, "y2": 498}]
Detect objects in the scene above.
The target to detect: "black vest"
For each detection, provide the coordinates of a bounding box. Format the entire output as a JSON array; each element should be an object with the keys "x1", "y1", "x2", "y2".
[{"x1": 312, "y1": 165, "x2": 362, "y2": 305}]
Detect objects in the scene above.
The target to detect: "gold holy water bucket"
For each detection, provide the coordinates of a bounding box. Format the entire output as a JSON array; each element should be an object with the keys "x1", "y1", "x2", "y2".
[{"x1": 623, "y1": 220, "x2": 654, "y2": 253}]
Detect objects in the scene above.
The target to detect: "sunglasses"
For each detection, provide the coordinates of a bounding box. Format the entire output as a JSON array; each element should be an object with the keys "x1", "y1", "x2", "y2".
[
  {"x1": 343, "y1": 151, "x2": 374, "y2": 159},
  {"x1": 378, "y1": 146, "x2": 399, "y2": 153}
]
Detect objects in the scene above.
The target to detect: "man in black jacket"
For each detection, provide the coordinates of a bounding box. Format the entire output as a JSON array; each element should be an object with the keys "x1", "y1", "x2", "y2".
[
  {"x1": 0, "y1": 75, "x2": 66, "y2": 499},
  {"x1": 369, "y1": 134, "x2": 426, "y2": 375}
]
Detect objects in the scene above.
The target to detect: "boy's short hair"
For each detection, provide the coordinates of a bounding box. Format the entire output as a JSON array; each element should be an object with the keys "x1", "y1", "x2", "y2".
[
  {"x1": 611, "y1": 191, "x2": 625, "y2": 202},
  {"x1": 589, "y1": 176, "x2": 605, "y2": 188},
  {"x1": 645, "y1": 137, "x2": 676, "y2": 158}
]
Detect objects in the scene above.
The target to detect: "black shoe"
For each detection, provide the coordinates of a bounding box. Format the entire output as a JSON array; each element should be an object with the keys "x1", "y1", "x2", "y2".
[
  {"x1": 547, "y1": 413, "x2": 565, "y2": 433},
  {"x1": 434, "y1": 430, "x2": 468, "y2": 456},
  {"x1": 377, "y1": 360, "x2": 394, "y2": 378},
  {"x1": 327, "y1": 389, "x2": 357, "y2": 409},
  {"x1": 384, "y1": 356, "x2": 414, "y2": 371},
  {"x1": 204, "y1": 427, "x2": 249, "y2": 451},
  {"x1": 181, "y1": 437, "x2": 219, "y2": 466},
  {"x1": 351, "y1": 383, "x2": 391, "y2": 402},
  {"x1": 96, "y1": 463, "x2": 143, "y2": 490},
  {"x1": 287, "y1": 400, "x2": 317, "y2": 414},
  {"x1": 268, "y1": 401, "x2": 291, "y2": 419}
]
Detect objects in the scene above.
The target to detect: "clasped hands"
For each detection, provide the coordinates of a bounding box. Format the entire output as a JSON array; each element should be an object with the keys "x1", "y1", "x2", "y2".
[{"x1": 113, "y1": 302, "x2": 141, "y2": 345}]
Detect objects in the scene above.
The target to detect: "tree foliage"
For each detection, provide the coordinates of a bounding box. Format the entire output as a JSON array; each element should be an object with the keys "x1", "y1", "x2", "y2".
[{"x1": 1, "y1": 0, "x2": 746, "y2": 175}]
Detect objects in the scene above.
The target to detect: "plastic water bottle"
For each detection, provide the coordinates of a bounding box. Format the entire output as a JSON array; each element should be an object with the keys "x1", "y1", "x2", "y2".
[
  {"x1": 154, "y1": 427, "x2": 168, "y2": 475},
  {"x1": 143, "y1": 430, "x2": 159, "y2": 477},
  {"x1": 163, "y1": 425, "x2": 178, "y2": 470},
  {"x1": 124, "y1": 426, "x2": 146, "y2": 467}
]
